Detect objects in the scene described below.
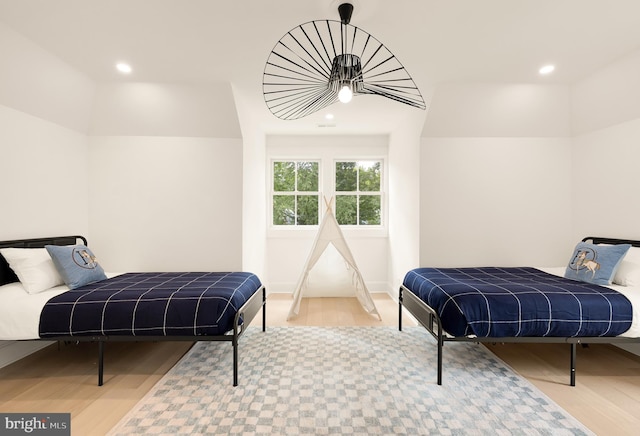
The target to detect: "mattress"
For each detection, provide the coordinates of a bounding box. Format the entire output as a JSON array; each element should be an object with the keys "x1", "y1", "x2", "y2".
[
  {"x1": 403, "y1": 267, "x2": 640, "y2": 338},
  {"x1": 38, "y1": 271, "x2": 262, "y2": 338},
  {"x1": 0, "y1": 271, "x2": 263, "y2": 340},
  {"x1": 0, "y1": 273, "x2": 122, "y2": 340},
  {"x1": 0, "y1": 281, "x2": 68, "y2": 340}
]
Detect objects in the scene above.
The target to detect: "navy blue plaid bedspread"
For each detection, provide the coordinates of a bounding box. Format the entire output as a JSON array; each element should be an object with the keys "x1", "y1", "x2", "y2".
[
  {"x1": 403, "y1": 267, "x2": 632, "y2": 337},
  {"x1": 39, "y1": 272, "x2": 263, "y2": 337}
]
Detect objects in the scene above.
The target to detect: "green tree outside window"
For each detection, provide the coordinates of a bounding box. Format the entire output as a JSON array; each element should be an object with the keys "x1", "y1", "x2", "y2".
[
  {"x1": 272, "y1": 161, "x2": 319, "y2": 225},
  {"x1": 335, "y1": 161, "x2": 382, "y2": 226}
]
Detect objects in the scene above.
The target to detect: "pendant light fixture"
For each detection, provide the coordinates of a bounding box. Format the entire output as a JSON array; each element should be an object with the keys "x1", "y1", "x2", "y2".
[{"x1": 263, "y1": 3, "x2": 425, "y2": 120}]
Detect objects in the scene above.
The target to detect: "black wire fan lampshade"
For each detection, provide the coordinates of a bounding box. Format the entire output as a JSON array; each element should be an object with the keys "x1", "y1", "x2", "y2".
[{"x1": 263, "y1": 3, "x2": 426, "y2": 120}]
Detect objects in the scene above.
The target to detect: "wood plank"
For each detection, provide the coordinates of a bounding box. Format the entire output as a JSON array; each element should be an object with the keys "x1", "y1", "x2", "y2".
[
  {"x1": 486, "y1": 342, "x2": 640, "y2": 436},
  {"x1": 0, "y1": 340, "x2": 193, "y2": 435}
]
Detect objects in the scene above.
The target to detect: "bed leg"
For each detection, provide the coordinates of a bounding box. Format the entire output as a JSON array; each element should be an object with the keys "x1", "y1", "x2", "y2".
[
  {"x1": 262, "y1": 287, "x2": 266, "y2": 333},
  {"x1": 233, "y1": 339, "x2": 238, "y2": 387},
  {"x1": 570, "y1": 343, "x2": 576, "y2": 387},
  {"x1": 437, "y1": 334, "x2": 443, "y2": 386},
  {"x1": 98, "y1": 341, "x2": 104, "y2": 386},
  {"x1": 398, "y1": 288, "x2": 403, "y2": 331}
]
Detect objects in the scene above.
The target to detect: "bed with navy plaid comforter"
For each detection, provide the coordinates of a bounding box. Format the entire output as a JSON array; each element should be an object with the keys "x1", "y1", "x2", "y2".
[
  {"x1": 39, "y1": 271, "x2": 263, "y2": 337},
  {"x1": 402, "y1": 267, "x2": 632, "y2": 337}
]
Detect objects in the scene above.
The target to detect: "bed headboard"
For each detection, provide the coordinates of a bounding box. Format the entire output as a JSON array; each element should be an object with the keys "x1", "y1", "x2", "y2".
[
  {"x1": 582, "y1": 236, "x2": 640, "y2": 248},
  {"x1": 0, "y1": 235, "x2": 87, "y2": 286}
]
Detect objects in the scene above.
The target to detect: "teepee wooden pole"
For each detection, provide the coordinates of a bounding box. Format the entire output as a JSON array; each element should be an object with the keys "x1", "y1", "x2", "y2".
[{"x1": 323, "y1": 195, "x2": 333, "y2": 211}]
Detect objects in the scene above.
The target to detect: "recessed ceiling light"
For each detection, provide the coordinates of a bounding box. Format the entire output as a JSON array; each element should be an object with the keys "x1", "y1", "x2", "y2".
[
  {"x1": 539, "y1": 64, "x2": 555, "y2": 75},
  {"x1": 116, "y1": 62, "x2": 132, "y2": 74},
  {"x1": 325, "y1": 113, "x2": 334, "y2": 120}
]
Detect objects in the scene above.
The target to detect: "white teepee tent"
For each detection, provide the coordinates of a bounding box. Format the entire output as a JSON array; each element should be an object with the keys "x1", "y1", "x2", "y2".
[{"x1": 288, "y1": 198, "x2": 381, "y2": 320}]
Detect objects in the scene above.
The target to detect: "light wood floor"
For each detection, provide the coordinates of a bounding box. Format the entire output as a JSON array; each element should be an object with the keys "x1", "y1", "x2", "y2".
[{"x1": 0, "y1": 293, "x2": 638, "y2": 435}]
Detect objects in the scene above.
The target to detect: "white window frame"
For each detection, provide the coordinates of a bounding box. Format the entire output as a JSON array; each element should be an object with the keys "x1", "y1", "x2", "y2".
[
  {"x1": 332, "y1": 159, "x2": 385, "y2": 228},
  {"x1": 269, "y1": 158, "x2": 322, "y2": 228},
  {"x1": 267, "y1": 137, "x2": 388, "y2": 238}
]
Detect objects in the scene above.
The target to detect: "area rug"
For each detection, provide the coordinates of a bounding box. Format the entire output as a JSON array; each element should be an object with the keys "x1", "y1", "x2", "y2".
[{"x1": 108, "y1": 327, "x2": 593, "y2": 435}]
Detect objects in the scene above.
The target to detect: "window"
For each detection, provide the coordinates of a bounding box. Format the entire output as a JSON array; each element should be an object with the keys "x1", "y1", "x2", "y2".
[
  {"x1": 272, "y1": 160, "x2": 319, "y2": 225},
  {"x1": 335, "y1": 160, "x2": 382, "y2": 226},
  {"x1": 268, "y1": 136, "x2": 387, "y2": 233}
]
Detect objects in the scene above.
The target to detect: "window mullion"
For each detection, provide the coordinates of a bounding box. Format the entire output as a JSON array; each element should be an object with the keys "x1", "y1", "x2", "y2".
[
  {"x1": 294, "y1": 164, "x2": 298, "y2": 225},
  {"x1": 355, "y1": 166, "x2": 360, "y2": 225}
]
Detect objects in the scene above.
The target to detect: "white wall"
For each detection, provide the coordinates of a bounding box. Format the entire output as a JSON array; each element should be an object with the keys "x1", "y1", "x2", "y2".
[
  {"x1": 421, "y1": 137, "x2": 573, "y2": 266},
  {"x1": 233, "y1": 84, "x2": 267, "y2": 282},
  {"x1": 0, "y1": 23, "x2": 93, "y2": 367},
  {"x1": 423, "y1": 84, "x2": 571, "y2": 138},
  {"x1": 0, "y1": 106, "x2": 90, "y2": 241},
  {"x1": 88, "y1": 136, "x2": 243, "y2": 272},
  {"x1": 387, "y1": 111, "x2": 424, "y2": 295},
  {"x1": 420, "y1": 84, "x2": 574, "y2": 267},
  {"x1": 0, "y1": 27, "x2": 245, "y2": 271},
  {"x1": 571, "y1": 50, "x2": 640, "y2": 136},
  {"x1": 89, "y1": 82, "x2": 241, "y2": 138},
  {"x1": 570, "y1": 49, "x2": 640, "y2": 355},
  {"x1": 0, "y1": 23, "x2": 95, "y2": 133},
  {"x1": 570, "y1": 49, "x2": 640, "y2": 242},
  {"x1": 86, "y1": 81, "x2": 244, "y2": 271},
  {"x1": 0, "y1": 22, "x2": 93, "y2": 240},
  {"x1": 571, "y1": 119, "x2": 640, "y2": 242}
]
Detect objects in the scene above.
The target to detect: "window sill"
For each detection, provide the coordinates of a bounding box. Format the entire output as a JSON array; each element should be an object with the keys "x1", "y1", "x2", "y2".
[{"x1": 267, "y1": 226, "x2": 388, "y2": 239}]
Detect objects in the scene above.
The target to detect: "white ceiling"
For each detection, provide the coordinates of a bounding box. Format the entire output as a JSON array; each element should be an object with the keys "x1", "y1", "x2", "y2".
[{"x1": 1, "y1": 0, "x2": 639, "y2": 134}]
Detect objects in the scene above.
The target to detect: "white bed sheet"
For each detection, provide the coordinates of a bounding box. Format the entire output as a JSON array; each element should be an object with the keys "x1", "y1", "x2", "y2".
[
  {"x1": 539, "y1": 267, "x2": 640, "y2": 338},
  {"x1": 0, "y1": 273, "x2": 122, "y2": 341},
  {"x1": 0, "y1": 282, "x2": 69, "y2": 340}
]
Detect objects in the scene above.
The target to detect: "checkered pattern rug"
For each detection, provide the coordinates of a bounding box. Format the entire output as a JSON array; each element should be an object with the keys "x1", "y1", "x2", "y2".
[{"x1": 108, "y1": 327, "x2": 593, "y2": 435}]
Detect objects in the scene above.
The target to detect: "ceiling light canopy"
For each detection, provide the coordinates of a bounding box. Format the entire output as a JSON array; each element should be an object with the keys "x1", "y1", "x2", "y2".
[{"x1": 263, "y1": 3, "x2": 425, "y2": 120}]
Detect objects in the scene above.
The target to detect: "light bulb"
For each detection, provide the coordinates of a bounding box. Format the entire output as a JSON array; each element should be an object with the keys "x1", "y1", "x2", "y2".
[
  {"x1": 539, "y1": 64, "x2": 555, "y2": 75},
  {"x1": 116, "y1": 62, "x2": 132, "y2": 74},
  {"x1": 338, "y1": 85, "x2": 353, "y2": 103}
]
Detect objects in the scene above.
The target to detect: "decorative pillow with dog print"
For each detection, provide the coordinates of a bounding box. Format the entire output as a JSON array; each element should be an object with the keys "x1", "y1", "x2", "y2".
[
  {"x1": 564, "y1": 242, "x2": 631, "y2": 286},
  {"x1": 45, "y1": 244, "x2": 107, "y2": 290}
]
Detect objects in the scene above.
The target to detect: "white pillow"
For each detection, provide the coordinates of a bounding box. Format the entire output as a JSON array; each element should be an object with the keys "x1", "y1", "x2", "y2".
[
  {"x1": 0, "y1": 247, "x2": 64, "y2": 294},
  {"x1": 613, "y1": 246, "x2": 640, "y2": 287}
]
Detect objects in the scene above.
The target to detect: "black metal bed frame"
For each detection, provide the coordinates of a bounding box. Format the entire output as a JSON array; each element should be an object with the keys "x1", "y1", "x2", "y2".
[
  {"x1": 399, "y1": 236, "x2": 640, "y2": 387},
  {"x1": 0, "y1": 235, "x2": 266, "y2": 387}
]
